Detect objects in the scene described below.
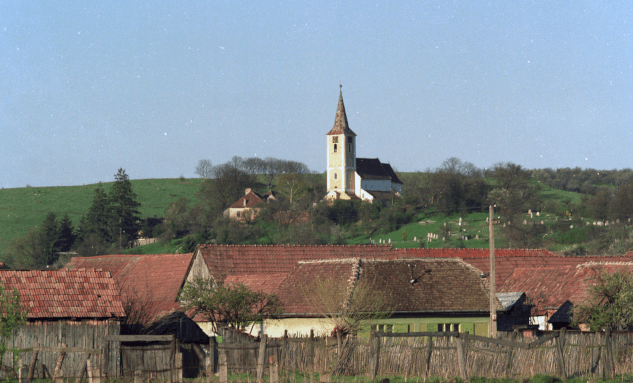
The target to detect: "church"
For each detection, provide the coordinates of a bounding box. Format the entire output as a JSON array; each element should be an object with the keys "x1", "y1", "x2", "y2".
[{"x1": 324, "y1": 88, "x2": 403, "y2": 205}]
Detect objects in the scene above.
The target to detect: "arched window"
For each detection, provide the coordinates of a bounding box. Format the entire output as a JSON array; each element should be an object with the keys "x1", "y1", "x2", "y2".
[
  {"x1": 333, "y1": 143, "x2": 338, "y2": 153},
  {"x1": 334, "y1": 172, "x2": 338, "y2": 180}
]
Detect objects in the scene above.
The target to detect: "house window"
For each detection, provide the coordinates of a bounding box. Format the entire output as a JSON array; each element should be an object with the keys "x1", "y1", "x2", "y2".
[
  {"x1": 376, "y1": 324, "x2": 393, "y2": 333},
  {"x1": 439, "y1": 323, "x2": 459, "y2": 332},
  {"x1": 236, "y1": 211, "x2": 241, "y2": 218},
  {"x1": 333, "y1": 143, "x2": 337, "y2": 153}
]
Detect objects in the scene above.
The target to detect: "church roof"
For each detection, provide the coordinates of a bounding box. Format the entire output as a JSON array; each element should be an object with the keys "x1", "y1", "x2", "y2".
[
  {"x1": 326, "y1": 90, "x2": 357, "y2": 136},
  {"x1": 356, "y1": 158, "x2": 392, "y2": 181},
  {"x1": 381, "y1": 163, "x2": 403, "y2": 184}
]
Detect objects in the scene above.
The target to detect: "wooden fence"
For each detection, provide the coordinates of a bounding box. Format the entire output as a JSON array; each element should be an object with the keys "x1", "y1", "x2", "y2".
[
  {"x1": 214, "y1": 329, "x2": 633, "y2": 381},
  {"x1": 0, "y1": 321, "x2": 120, "y2": 380}
]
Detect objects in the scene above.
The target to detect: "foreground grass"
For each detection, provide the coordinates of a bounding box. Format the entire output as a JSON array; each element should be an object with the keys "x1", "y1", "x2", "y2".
[{"x1": 201, "y1": 372, "x2": 633, "y2": 383}]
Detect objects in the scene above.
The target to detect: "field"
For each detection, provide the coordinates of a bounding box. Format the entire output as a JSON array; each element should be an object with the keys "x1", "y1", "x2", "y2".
[
  {"x1": 0, "y1": 174, "x2": 593, "y2": 257},
  {"x1": 0, "y1": 178, "x2": 204, "y2": 257}
]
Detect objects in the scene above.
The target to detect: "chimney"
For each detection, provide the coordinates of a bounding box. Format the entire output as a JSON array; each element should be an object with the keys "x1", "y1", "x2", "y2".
[{"x1": 245, "y1": 188, "x2": 252, "y2": 195}]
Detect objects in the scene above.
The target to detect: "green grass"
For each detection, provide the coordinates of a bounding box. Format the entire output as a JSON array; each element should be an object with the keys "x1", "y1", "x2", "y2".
[{"x1": 0, "y1": 178, "x2": 204, "y2": 258}]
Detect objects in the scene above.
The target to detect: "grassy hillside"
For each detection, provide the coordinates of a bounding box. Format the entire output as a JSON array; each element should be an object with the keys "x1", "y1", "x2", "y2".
[{"x1": 0, "y1": 178, "x2": 204, "y2": 257}]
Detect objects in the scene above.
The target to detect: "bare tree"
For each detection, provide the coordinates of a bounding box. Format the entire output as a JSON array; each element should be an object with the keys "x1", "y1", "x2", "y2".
[{"x1": 194, "y1": 159, "x2": 213, "y2": 179}]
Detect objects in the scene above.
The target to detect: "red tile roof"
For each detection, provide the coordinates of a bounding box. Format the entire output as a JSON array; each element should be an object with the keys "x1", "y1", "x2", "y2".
[
  {"x1": 64, "y1": 253, "x2": 193, "y2": 321},
  {"x1": 0, "y1": 269, "x2": 125, "y2": 319},
  {"x1": 275, "y1": 258, "x2": 498, "y2": 316},
  {"x1": 229, "y1": 190, "x2": 265, "y2": 209},
  {"x1": 196, "y1": 244, "x2": 393, "y2": 284},
  {"x1": 500, "y1": 262, "x2": 633, "y2": 315}
]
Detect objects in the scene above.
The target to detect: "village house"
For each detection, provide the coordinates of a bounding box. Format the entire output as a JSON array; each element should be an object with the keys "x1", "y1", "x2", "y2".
[
  {"x1": 267, "y1": 257, "x2": 501, "y2": 337},
  {"x1": 324, "y1": 88, "x2": 403, "y2": 205},
  {"x1": 0, "y1": 269, "x2": 125, "y2": 378},
  {"x1": 223, "y1": 188, "x2": 275, "y2": 221},
  {"x1": 64, "y1": 253, "x2": 196, "y2": 324}
]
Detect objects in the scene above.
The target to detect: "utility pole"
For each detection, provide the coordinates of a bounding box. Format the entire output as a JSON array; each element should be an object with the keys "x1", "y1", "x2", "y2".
[{"x1": 489, "y1": 205, "x2": 497, "y2": 338}]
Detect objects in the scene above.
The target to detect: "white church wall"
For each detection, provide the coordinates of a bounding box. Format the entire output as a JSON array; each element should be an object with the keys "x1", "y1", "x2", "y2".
[{"x1": 361, "y1": 179, "x2": 391, "y2": 192}]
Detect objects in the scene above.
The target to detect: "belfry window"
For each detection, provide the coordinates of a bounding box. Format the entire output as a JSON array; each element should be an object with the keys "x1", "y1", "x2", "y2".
[
  {"x1": 333, "y1": 143, "x2": 338, "y2": 153},
  {"x1": 334, "y1": 172, "x2": 338, "y2": 180}
]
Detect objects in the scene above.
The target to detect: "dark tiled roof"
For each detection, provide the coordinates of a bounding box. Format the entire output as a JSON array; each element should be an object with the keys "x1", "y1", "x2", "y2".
[
  {"x1": 356, "y1": 158, "x2": 391, "y2": 181},
  {"x1": 326, "y1": 91, "x2": 356, "y2": 136},
  {"x1": 381, "y1": 163, "x2": 403, "y2": 184},
  {"x1": 64, "y1": 253, "x2": 194, "y2": 321},
  {"x1": 275, "y1": 258, "x2": 498, "y2": 316},
  {"x1": 0, "y1": 269, "x2": 125, "y2": 319},
  {"x1": 229, "y1": 190, "x2": 265, "y2": 209}
]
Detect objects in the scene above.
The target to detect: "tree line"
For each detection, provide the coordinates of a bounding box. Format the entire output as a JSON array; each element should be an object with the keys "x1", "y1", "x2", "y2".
[{"x1": 6, "y1": 168, "x2": 141, "y2": 268}]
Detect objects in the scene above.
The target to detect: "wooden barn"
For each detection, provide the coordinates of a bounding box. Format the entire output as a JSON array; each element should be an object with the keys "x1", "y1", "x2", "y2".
[{"x1": 0, "y1": 268, "x2": 125, "y2": 379}]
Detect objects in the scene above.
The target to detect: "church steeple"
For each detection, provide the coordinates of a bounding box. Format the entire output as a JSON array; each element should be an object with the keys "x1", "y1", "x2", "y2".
[
  {"x1": 326, "y1": 86, "x2": 357, "y2": 196},
  {"x1": 326, "y1": 88, "x2": 356, "y2": 136}
]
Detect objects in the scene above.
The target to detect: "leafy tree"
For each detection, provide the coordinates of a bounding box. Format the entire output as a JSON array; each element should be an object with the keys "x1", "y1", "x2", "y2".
[
  {"x1": 573, "y1": 269, "x2": 633, "y2": 330},
  {"x1": 0, "y1": 283, "x2": 28, "y2": 363},
  {"x1": 180, "y1": 277, "x2": 283, "y2": 333},
  {"x1": 587, "y1": 187, "x2": 612, "y2": 221},
  {"x1": 6, "y1": 228, "x2": 45, "y2": 269},
  {"x1": 194, "y1": 159, "x2": 213, "y2": 179},
  {"x1": 611, "y1": 180, "x2": 633, "y2": 221},
  {"x1": 109, "y1": 168, "x2": 141, "y2": 249}
]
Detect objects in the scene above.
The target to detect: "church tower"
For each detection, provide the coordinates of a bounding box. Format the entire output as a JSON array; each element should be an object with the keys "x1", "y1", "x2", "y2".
[{"x1": 326, "y1": 87, "x2": 357, "y2": 196}]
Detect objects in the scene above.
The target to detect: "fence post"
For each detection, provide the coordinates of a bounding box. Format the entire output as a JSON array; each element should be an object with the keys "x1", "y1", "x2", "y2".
[
  {"x1": 27, "y1": 345, "x2": 38, "y2": 383},
  {"x1": 605, "y1": 327, "x2": 615, "y2": 379},
  {"x1": 208, "y1": 337, "x2": 216, "y2": 378},
  {"x1": 370, "y1": 331, "x2": 380, "y2": 380},
  {"x1": 555, "y1": 328, "x2": 566, "y2": 378},
  {"x1": 257, "y1": 334, "x2": 268, "y2": 383},
  {"x1": 456, "y1": 334, "x2": 468, "y2": 381},
  {"x1": 134, "y1": 370, "x2": 143, "y2": 383},
  {"x1": 336, "y1": 328, "x2": 342, "y2": 357},
  {"x1": 269, "y1": 354, "x2": 278, "y2": 383},
  {"x1": 424, "y1": 335, "x2": 434, "y2": 377},
  {"x1": 87, "y1": 360, "x2": 93, "y2": 383},
  {"x1": 310, "y1": 329, "x2": 315, "y2": 383},
  {"x1": 505, "y1": 331, "x2": 517, "y2": 376},
  {"x1": 176, "y1": 353, "x2": 183, "y2": 383},
  {"x1": 52, "y1": 343, "x2": 67, "y2": 383},
  {"x1": 76, "y1": 354, "x2": 90, "y2": 383},
  {"x1": 219, "y1": 351, "x2": 228, "y2": 383}
]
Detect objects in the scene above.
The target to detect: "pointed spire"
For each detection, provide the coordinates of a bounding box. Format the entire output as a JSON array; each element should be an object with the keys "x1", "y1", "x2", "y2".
[{"x1": 326, "y1": 86, "x2": 356, "y2": 136}]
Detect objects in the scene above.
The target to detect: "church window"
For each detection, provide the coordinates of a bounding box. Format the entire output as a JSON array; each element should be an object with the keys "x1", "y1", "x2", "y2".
[
  {"x1": 333, "y1": 144, "x2": 337, "y2": 153},
  {"x1": 332, "y1": 136, "x2": 338, "y2": 143},
  {"x1": 334, "y1": 172, "x2": 338, "y2": 180}
]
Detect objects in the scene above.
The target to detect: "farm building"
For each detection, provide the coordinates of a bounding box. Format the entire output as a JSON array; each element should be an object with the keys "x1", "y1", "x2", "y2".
[
  {"x1": 64, "y1": 253, "x2": 197, "y2": 324},
  {"x1": 0, "y1": 269, "x2": 125, "y2": 379}
]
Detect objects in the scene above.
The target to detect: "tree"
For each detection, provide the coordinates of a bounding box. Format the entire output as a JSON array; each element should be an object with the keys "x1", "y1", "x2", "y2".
[
  {"x1": 180, "y1": 277, "x2": 283, "y2": 333},
  {"x1": 40, "y1": 212, "x2": 60, "y2": 266},
  {"x1": 573, "y1": 268, "x2": 633, "y2": 330},
  {"x1": 194, "y1": 159, "x2": 213, "y2": 179},
  {"x1": 277, "y1": 173, "x2": 308, "y2": 204},
  {"x1": 301, "y1": 274, "x2": 392, "y2": 335},
  {"x1": 0, "y1": 282, "x2": 28, "y2": 363},
  {"x1": 109, "y1": 168, "x2": 141, "y2": 249},
  {"x1": 197, "y1": 160, "x2": 257, "y2": 218},
  {"x1": 81, "y1": 184, "x2": 112, "y2": 243},
  {"x1": 55, "y1": 214, "x2": 76, "y2": 253}
]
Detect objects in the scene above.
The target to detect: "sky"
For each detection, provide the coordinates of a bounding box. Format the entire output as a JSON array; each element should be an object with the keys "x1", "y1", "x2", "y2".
[{"x1": 2, "y1": 1, "x2": 633, "y2": 188}]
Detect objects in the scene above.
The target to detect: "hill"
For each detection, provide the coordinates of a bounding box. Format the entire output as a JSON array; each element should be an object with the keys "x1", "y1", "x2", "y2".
[{"x1": 0, "y1": 178, "x2": 204, "y2": 258}]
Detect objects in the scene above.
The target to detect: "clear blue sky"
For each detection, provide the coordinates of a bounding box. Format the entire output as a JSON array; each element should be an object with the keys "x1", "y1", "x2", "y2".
[{"x1": 2, "y1": 1, "x2": 632, "y2": 188}]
